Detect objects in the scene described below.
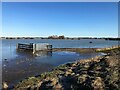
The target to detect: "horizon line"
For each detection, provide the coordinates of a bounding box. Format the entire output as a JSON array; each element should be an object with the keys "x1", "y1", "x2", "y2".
[{"x1": 0, "y1": 36, "x2": 119, "y2": 38}]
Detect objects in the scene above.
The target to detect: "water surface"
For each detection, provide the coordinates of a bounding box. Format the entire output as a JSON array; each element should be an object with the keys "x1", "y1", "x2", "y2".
[{"x1": 1, "y1": 39, "x2": 119, "y2": 84}]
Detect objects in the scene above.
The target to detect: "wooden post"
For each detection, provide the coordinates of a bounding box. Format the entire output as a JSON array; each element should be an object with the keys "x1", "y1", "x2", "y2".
[
  {"x1": 16, "y1": 43, "x2": 19, "y2": 49},
  {"x1": 32, "y1": 44, "x2": 36, "y2": 54}
]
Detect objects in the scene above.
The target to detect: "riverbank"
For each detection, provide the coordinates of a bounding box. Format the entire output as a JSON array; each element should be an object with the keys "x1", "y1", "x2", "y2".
[
  {"x1": 3, "y1": 47, "x2": 120, "y2": 90},
  {"x1": 52, "y1": 48, "x2": 96, "y2": 53}
]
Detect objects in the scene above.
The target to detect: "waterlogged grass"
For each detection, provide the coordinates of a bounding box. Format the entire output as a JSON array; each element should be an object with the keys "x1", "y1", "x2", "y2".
[{"x1": 96, "y1": 46, "x2": 120, "y2": 52}]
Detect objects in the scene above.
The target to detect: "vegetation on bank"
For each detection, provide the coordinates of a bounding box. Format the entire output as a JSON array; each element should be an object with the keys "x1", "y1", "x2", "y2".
[
  {"x1": 96, "y1": 46, "x2": 120, "y2": 52},
  {"x1": 9, "y1": 47, "x2": 120, "y2": 90}
]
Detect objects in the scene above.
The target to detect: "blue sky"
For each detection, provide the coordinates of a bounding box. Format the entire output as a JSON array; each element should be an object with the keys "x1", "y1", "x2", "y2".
[{"x1": 2, "y1": 2, "x2": 118, "y2": 37}]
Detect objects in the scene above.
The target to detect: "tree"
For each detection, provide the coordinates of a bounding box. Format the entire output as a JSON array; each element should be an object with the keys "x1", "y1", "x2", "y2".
[{"x1": 58, "y1": 35, "x2": 65, "y2": 39}]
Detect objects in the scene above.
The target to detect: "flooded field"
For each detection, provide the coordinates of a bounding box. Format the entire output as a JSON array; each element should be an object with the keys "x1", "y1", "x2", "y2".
[{"x1": 1, "y1": 39, "x2": 119, "y2": 85}]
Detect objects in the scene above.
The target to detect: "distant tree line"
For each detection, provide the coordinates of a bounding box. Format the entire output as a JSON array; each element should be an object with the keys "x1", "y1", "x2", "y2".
[
  {"x1": 104, "y1": 38, "x2": 120, "y2": 40},
  {"x1": 1, "y1": 36, "x2": 120, "y2": 41},
  {"x1": 48, "y1": 35, "x2": 65, "y2": 39}
]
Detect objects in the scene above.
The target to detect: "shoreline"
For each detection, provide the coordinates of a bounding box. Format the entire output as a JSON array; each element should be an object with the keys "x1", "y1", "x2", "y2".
[
  {"x1": 1, "y1": 37, "x2": 120, "y2": 41},
  {"x1": 3, "y1": 46, "x2": 120, "y2": 90}
]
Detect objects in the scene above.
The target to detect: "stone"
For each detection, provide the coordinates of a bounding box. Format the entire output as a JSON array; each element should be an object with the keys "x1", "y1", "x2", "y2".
[
  {"x1": 37, "y1": 81, "x2": 42, "y2": 88},
  {"x1": 72, "y1": 63, "x2": 77, "y2": 67},
  {"x1": 96, "y1": 66, "x2": 102, "y2": 71},
  {"x1": 54, "y1": 83, "x2": 62, "y2": 89},
  {"x1": 84, "y1": 64, "x2": 90, "y2": 68},
  {"x1": 67, "y1": 69, "x2": 73, "y2": 73},
  {"x1": 51, "y1": 78, "x2": 58, "y2": 85},
  {"x1": 3, "y1": 82, "x2": 9, "y2": 89},
  {"x1": 92, "y1": 77, "x2": 105, "y2": 90}
]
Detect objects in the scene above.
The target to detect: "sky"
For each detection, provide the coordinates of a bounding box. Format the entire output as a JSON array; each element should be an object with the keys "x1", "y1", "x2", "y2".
[{"x1": 2, "y1": 2, "x2": 118, "y2": 37}]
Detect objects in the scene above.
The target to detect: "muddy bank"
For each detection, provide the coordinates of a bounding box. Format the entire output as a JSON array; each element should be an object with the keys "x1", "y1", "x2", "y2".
[
  {"x1": 96, "y1": 45, "x2": 120, "y2": 52},
  {"x1": 7, "y1": 47, "x2": 119, "y2": 90},
  {"x1": 52, "y1": 48, "x2": 97, "y2": 53}
]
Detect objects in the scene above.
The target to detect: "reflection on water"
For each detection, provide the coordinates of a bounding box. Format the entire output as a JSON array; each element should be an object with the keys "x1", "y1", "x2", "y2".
[
  {"x1": 2, "y1": 51, "x2": 53, "y2": 85},
  {"x1": 2, "y1": 50, "x2": 101, "y2": 85},
  {"x1": 16, "y1": 50, "x2": 34, "y2": 56},
  {"x1": 16, "y1": 50, "x2": 52, "y2": 57},
  {"x1": 35, "y1": 51, "x2": 52, "y2": 57}
]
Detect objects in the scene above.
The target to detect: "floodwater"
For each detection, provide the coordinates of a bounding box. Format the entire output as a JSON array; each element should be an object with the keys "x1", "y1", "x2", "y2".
[{"x1": 1, "y1": 39, "x2": 119, "y2": 85}]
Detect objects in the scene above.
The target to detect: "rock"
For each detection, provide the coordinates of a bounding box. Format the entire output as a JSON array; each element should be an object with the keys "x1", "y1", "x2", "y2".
[
  {"x1": 28, "y1": 77, "x2": 36, "y2": 80},
  {"x1": 3, "y1": 82, "x2": 9, "y2": 89},
  {"x1": 65, "y1": 71, "x2": 71, "y2": 76},
  {"x1": 30, "y1": 85, "x2": 37, "y2": 90},
  {"x1": 66, "y1": 63, "x2": 72, "y2": 67},
  {"x1": 64, "y1": 68, "x2": 73, "y2": 76},
  {"x1": 40, "y1": 80, "x2": 53, "y2": 89},
  {"x1": 51, "y1": 78, "x2": 58, "y2": 85},
  {"x1": 53, "y1": 83, "x2": 62, "y2": 89},
  {"x1": 77, "y1": 74, "x2": 88, "y2": 84},
  {"x1": 67, "y1": 69, "x2": 73, "y2": 72},
  {"x1": 92, "y1": 77, "x2": 105, "y2": 90},
  {"x1": 76, "y1": 74, "x2": 80, "y2": 77},
  {"x1": 84, "y1": 63, "x2": 90, "y2": 69},
  {"x1": 105, "y1": 56, "x2": 110, "y2": 59},
  {"x1": 71, "y1": 63, "x2": 77, "y2": 67},
  {"x1": 71, "y1": 72, "x2": 75, "y2": 75},
  {"x1": 96, "y1": 66, "x2": 102, "y2": 71},
  {"x1": 37, "y1": 81, "x2": 42, "y2": 88}
]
